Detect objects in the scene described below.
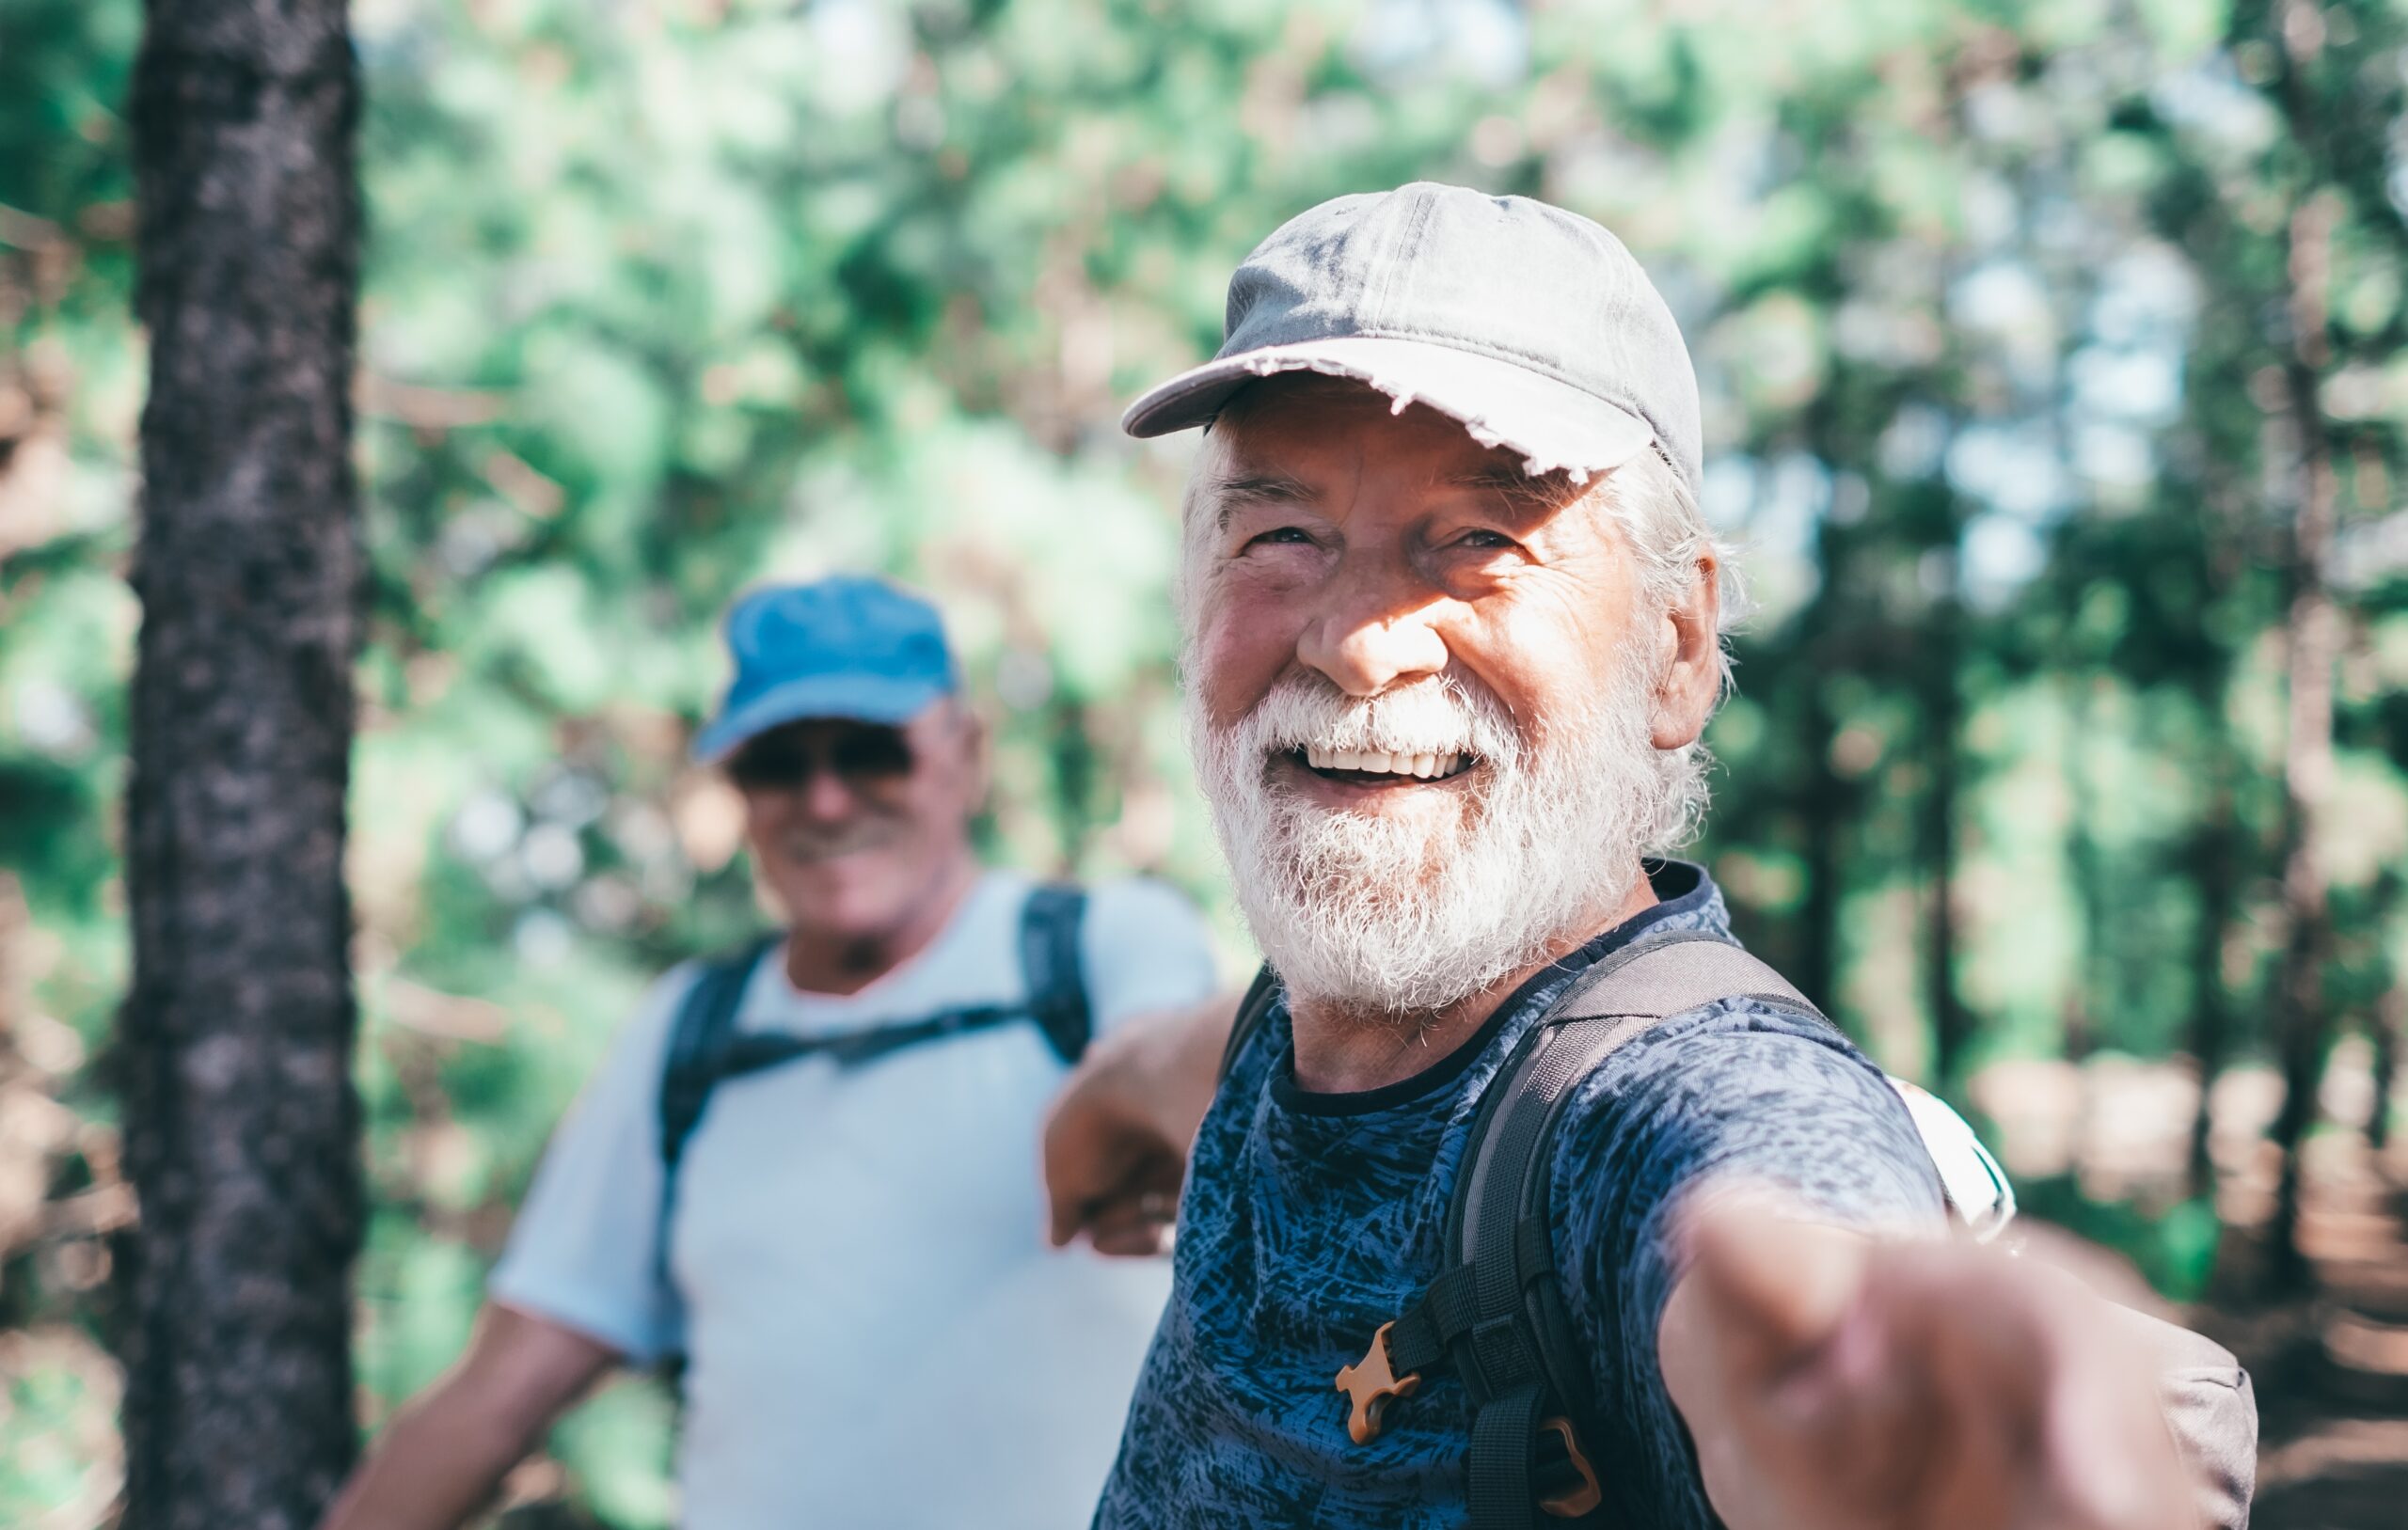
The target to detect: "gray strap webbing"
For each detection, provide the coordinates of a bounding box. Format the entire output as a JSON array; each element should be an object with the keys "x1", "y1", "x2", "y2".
[
  {"x1": 1216, "y1": 965, "x2": 1281, "y2": 1082},
  {"x1": 1445, "y1": 933, "x2": 1832, "y2": 1530},
  {"x1": 1547, "y1": 930, "x2": 1814, "y2": 1023},
  {"x1": 1454, "y1": 933, "x2": 1825, "y2": 1262}
]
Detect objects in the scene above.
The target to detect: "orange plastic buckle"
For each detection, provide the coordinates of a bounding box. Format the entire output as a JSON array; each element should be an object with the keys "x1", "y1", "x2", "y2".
[
  {"x1": 1334, "y1": 1320, "x2": 1421, "y2": 1444},
  {"x1": 1537, "y1": 1415, "x2": 1602, "y2": 1517}
]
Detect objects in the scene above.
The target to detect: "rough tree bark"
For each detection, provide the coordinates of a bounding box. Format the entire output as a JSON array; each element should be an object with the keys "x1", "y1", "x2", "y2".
[{"x1": 116, "y1": 2, "x2": 365, "y2": 1524}]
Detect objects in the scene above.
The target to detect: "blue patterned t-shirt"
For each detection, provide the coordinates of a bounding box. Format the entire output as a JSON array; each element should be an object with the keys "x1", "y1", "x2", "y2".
[{"x1": 1094, "y1": 860, "x2": 1947, "y2": 1528}]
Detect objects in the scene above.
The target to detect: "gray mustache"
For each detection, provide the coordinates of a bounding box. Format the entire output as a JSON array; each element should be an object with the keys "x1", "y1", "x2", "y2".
[{"x1": 776, "y1": 821, "x2": 906, "y2": 861}]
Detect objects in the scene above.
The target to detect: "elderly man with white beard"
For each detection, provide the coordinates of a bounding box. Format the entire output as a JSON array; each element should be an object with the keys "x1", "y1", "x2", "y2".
[{"x1": 1046, "y1": 184, "x2": 2251, "y2": 1530}]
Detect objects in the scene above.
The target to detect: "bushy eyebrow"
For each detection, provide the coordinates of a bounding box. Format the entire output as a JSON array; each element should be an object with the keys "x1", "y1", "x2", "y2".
[
  {"x1": 1443, "y1": 465, "x2": 1576, "y2": 507},
  {"x1": 1208, "y1": 472, "x2": 1320, "y2": 530}
]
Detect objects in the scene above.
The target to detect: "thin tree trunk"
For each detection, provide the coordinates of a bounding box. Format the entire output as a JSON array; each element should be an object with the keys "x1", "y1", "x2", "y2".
[
  {"x1": 116, "y1": 3, "x2": 364, "y2": 1524},
  {"x1": 2373, "y1": 983, "x2": 2402, "y2": 1158},
  {"x1": 2062, "y1": 677, "x2": 2105, "y2": 1067},
  {"x1": 1792, "y1": 416, "x2": 1857, "y2": 1022},
  {"x1": 1797, "y1": 678, "x2": 1846, "y2": 1017},
  {"x1": 2266, "y1": 188, "x2": 2341, "y2": 1294},
  {"x1": 2362, "y1": 870, "x2": 2403, "y2": 1160},
  {"x1": 2186, "y1": 767, "x2": 2240, "y2": 1197},
  {"x1": 1923, "y1": 563, "x2": 1971, "y2": 1094}
]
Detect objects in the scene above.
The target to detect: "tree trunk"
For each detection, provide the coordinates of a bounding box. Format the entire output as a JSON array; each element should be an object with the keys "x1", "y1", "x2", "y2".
[
  {"x1": 2265, "y1": 189, "x2": 2341, "y2": 1295},
  {"x1": 1791, "y1": 418, "x2": 1858, "y2": 1024},
  {"x1": 2062, "y1": 677, "x2": 2105, "y2": 1067},
  {"x1": 2373, "y1": 982, "x2": 2401, "y2": 1159},
  {"x1": 1923, "y1": 564, "x2": 1971, "y2": 1094},
  {"x1": 1797, "y1": 678, "x2": 1846, "y2": 1017},
  {"x1": 2185, "y1": 767, "x2": 2240, "y2": 1197},
  {"x1": 116, "y1": 3, "x2": 364, "y2": 1525}
]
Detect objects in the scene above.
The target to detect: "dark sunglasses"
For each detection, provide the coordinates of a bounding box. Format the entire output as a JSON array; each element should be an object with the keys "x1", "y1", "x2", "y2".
[{"x1": 725, "y1": 725, "x2": 916, "y2": 792}]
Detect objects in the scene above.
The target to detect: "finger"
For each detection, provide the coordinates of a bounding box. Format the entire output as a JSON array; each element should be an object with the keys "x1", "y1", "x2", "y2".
[
  {"x1": 1681, "y1": 1192, "x2": 1872, "y2": 1380},
  {"x1": 1082, "y1": 1204, "x2": 1177, "y2": 1258},
  {"x1": 1041, "y1": 1097, "x2": 1125, "y2": 1247},
  {"x1": 1669, "y1": 1199, "x2": 1953, "y2": 1528},
  {"x1": 1047, "y1": 1140, "x2": 1182, "y2": 1249},
  {"x1": 1045, "y1": 1156, "x2": 1091, "y2": 1248},
  {"x1": 1044, "y1": 1152, "x2": 1086, "y2": 1248}
]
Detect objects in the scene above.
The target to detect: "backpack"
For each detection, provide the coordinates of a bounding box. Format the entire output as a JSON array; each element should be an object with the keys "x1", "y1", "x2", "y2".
[
  {"x1": 1220, "y1": 931, "x2": 2258, "y2": 1530},
  {"x1": 657, "y1": 881, "x2": 1093, "y2": 1180}
]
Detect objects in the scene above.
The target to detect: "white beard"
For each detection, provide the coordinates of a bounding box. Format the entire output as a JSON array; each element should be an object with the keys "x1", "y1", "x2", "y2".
[{"x1": 1190, "y1": 658, "x2": 1675, "y2": 1018}]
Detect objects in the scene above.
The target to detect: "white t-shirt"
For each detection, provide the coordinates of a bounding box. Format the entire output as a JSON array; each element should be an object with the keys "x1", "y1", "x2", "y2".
[{"x1": 490, "y1": 871, "x2": 1220, "y2": 1529}]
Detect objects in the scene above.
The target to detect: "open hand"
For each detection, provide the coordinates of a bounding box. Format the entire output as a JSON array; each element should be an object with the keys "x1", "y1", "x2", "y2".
[{"x1": 1660, "y1": 1195, "x2": 2198, "y2": 1530}]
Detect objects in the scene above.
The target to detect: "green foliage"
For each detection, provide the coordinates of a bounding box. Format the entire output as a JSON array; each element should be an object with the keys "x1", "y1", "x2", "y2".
[{"x1": 6, "y1": 0, "x2": 2408, "y2": 1522}]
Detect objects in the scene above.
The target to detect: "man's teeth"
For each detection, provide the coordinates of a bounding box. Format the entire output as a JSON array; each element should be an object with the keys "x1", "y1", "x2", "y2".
[{"x1": 1301, "y1": 744, "x2": 1467, "y2": 778}]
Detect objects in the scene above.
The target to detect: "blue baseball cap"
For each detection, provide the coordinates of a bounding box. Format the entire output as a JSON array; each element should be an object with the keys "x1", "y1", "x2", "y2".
[{"x1": 693, "y1": 576, "x2": 959, "y2": 763}]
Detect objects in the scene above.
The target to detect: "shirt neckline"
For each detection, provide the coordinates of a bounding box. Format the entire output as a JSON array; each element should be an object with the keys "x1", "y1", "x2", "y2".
[
  {"x1": 1265, "y1": 860, "x2": 1717, "y2": 1119},
  {"x1": 750, "y1": 867, "x2": 1021, "y2": 1022}
]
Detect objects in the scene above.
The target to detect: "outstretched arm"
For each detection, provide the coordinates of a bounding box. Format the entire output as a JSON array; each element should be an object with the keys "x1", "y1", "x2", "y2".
[
  {"x1": 318, "y1": 1302, "x2": 619, "y2": 1530},
  {"x1": 1659, "y1": 1199, "x2": 2198, "y2": 1530},
  {"x1": 1043, "y1": 989, "x2": 1242, "y2": 1255}
]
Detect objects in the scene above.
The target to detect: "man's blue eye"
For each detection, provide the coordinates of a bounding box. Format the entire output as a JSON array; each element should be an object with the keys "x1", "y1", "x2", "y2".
[
  {"x1": 1247, "y1": 528, "x2": 1312, "y2": 547},
  {"x1": 1459, "y1": 530, "x2": 1513, "y2": 549}
]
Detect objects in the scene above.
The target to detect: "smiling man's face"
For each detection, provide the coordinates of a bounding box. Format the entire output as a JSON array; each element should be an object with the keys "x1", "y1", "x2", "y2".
[
  {"x1": 1181, "y1": 374, "x2": 1721, "y2": 1017},
  {"x1": 730, "y1": 703, "x2": 981, "y2": 948}
]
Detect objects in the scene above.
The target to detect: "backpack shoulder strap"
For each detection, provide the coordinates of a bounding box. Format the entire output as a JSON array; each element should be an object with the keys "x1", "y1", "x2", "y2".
[
  {"x1": 1217, "y1": 965, "x2": 1282, "y2": 1082},
  {"x1": 657, "y1": 935, "x2": 781, "y2": 1174},
  {"x1": 1020, "y1": 881, "x2": 1093, "y2": 1065},
  {"x1": 1545, "y1": 928, "x2": 1816, "y2": 1025},
  {"x1": 1373, "y1": 933, "x2": 1827, "y2": 1528}
]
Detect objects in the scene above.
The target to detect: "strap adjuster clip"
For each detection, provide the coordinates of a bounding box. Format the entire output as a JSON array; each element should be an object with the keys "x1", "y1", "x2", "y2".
[
  {"x1": 1537, "y1": 1415, "x2": 1602, "y2": 1517},
  {"x1": 1335, "y1": 1320, "x2": 1422, "y2": 1444}
]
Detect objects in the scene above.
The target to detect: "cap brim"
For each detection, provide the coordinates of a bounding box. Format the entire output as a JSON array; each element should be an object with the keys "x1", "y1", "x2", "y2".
[
  {"x1": 1119, "y1": 336, "x2": 1655, "y2": 482},
  {"x1": 694, "y1": 675, "x2": 948, "y2": 764}
]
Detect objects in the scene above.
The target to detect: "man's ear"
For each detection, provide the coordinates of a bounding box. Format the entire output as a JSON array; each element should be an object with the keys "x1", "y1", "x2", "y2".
[
  {"x1": 1651, "y1": 553, "x2": 1723, "y2": 750},
  {"x1": 949, "y1": 699, "x2": 992, "y2": 800}
]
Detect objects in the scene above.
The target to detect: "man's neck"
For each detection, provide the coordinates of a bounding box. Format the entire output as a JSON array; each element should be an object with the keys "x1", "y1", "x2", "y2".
[
  {"x1": 781, "y1": 854, "x2": 981, "y2": 997},
  {"x1": 1287, "y1": 869, "x2": 1661, "y2": 1095}
]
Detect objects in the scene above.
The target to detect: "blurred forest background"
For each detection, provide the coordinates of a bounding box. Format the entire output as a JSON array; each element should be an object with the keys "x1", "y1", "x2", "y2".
[{"x1": 6, "y1": 0, "x2": 2408, "y2": 1523}]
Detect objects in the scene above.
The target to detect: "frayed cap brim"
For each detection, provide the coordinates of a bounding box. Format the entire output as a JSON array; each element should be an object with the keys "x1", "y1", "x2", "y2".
[{"x1": 1120, "y1": 336, "x2": 1656, "y2": 485}]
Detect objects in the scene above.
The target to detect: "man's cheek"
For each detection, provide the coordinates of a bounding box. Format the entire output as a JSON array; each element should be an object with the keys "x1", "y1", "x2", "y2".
[{"x1": 1197, "y1": 603, "x2": 1291, "y2": 698}]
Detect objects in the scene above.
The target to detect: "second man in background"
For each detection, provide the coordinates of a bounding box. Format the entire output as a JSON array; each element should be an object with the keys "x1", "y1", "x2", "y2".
[{"x1": 325, "y1": 575, "x2": 1221, "y2": 1530}]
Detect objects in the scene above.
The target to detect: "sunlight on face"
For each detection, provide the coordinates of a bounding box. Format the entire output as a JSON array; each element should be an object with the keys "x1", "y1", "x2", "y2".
[{"x1": 1180, "y1": 377, "x2": 1686, "y2": 1017}]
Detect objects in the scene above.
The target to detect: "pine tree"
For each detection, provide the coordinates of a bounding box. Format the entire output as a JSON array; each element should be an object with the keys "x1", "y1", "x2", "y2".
[{"x1": 116, "y1": 1, "x2": 365, "y2": 1522}]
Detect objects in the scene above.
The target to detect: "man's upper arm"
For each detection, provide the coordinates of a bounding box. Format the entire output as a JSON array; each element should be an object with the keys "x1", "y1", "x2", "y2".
[
  {"x1": 1078, "y1": 877, "x2": 1223, "y2": 1033},
  {"x1": 486, "y1": 968, "x2": 697, "y2": 1364},
  {"x1": 1548, "y1": 1012, "x2": 1947, "y2": 1525}
]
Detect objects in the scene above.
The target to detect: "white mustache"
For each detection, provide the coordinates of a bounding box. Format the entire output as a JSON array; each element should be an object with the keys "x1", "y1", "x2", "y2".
[{"x1": 1242, "y1": 671, "x2": 1522, "y2": 775}]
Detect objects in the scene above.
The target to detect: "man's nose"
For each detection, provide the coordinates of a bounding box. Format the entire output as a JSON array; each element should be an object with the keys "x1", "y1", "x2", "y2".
[
  {"x1": 1296, "y1": 591, "x2": 1449, "y2": 698},
  {"x1": 799, "y1": 760, "x2": 861, "y2": 822}
]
